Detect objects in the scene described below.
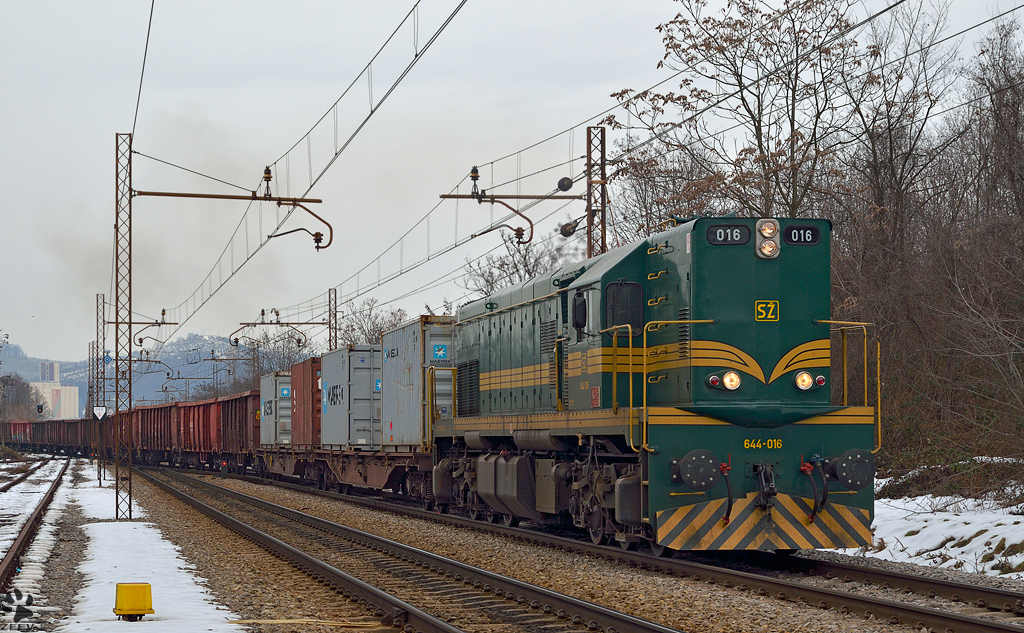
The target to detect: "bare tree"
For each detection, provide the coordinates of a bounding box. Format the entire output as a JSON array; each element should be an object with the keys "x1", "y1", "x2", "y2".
[
  {"x1": 339, "y1": 297, "x2": 408, "y2": 346},
  {"x1": 0, "y1": 374, "x2": 48, "y2": 421},
  {"x1": 611, "y1": 0, "x2": 861, "y2": 218},
  {"x1": 608, "y1": 136, "x2": 726, "y2": 243},
  {"x1": 970, "y1": 19, "x2": 1024, "y2": 218},
  {"x1": 461, "y1": 229, "x2": 582, "y2": 298}
]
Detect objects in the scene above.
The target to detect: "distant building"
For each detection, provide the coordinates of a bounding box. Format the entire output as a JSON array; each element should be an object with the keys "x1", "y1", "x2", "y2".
[
  {"x1": 30, "y1": 381, "x2": 79, "y2": 419},
  {"x1": 40, "y1": 362, "x2": 59, "y2": 382}
]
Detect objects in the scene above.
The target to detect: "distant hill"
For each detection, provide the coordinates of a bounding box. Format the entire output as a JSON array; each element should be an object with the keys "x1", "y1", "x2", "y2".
[
  {"x1": 0, "y1": 342, "x2": 26, "y2": 359},
  {"x1": 1, "y1": 333, "x2": 248, "y2": 416}
]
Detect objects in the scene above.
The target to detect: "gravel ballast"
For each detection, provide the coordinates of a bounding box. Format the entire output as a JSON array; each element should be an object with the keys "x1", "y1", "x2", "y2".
[{"x1": 199, "y1": 476, "x2": 916, "y2": 633}]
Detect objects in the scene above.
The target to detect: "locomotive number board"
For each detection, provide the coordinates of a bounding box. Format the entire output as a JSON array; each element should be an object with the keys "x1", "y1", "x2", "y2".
[
  {"x1": 707, "y1": 225, "x2": 751, "y2": 245},
  {"x1": 783, "y1": 225, "x2": 820, "y2": 244}
]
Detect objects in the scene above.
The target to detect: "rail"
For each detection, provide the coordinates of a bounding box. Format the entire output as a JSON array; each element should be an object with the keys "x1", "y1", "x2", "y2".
[
  {"x1": 0, "y1": 458, "x2": 70, "y2": 592},
  {"x1": 0, "y1": 458, "x2": 53, "y2": 493},
  {"x1": 642, "y1": 320, "x2": 714, "y2": 452},
  {"x1": 184, "y1": 470, "x2": 1024, "y2": 633},
  {"x1": 136, "y1": 468, "x2": 465, "y2": 633},
  {"x1": 817, "y1": 320, "x2": 882, "y2": 453},
  {"x1": 154, "y1": 469, "x2": 684, "y2": 633}
]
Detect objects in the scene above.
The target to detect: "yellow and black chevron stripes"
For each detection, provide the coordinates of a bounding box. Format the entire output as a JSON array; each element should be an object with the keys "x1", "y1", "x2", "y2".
[
  {"x1": 767, "y1": 339, "x2": 831, "y2": 383},
  {"x1": 478, "y1": 339, "x2": 830, "y2": 390},
  {"x1": 655, "y1": 493, "x2": 872, "y2": 551}
]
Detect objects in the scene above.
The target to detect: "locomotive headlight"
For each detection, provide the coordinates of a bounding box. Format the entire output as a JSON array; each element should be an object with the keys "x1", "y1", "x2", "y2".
[
  {"x1": 755, "y1": 219, "x2": 781, "y2": 259},
  {"x1": 722, "y1": 371, "x2": 741, "y2": 390},
  {"x1": 759, "y1": 240, "x2": 779, "y2": 258},
  {"x1": 794, "y1": 371, "x2": 814, "y2": 390}
]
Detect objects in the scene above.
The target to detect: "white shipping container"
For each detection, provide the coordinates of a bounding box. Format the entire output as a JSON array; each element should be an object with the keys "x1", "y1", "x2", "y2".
[
  {"x1": 381, "y1": 316, "x2": 455, "y2": 449},
  {"x1": 321, "y1": 345, "x2": 382, "y2": 448},
  {"x1": 260, "y1": 372, "x2": 292, "y2": 446}
]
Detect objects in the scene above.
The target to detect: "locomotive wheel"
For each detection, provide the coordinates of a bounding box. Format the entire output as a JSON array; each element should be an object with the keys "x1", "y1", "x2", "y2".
[
  {"x1": 618, "y1": 539, "x2": 639, "y2": 551},
  {"x1": 589, "y1": 526, "x2": 608, "y2": 546},
  {"x1": 649, "y1": 542, "x2": 675, "y2": 558},
  {"x1": 422, "y1": 498, "x2": 435, "y2": 511},
  {"x1": 500, "y1": 514, "x2": 519, "y2": 528}
]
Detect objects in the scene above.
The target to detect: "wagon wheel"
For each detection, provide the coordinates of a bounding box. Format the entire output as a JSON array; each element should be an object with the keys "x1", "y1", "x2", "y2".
[
  {"x1": 586, "y1": 502, "x2": 608, "y2": 545},
  {"x1": 487, "y1": 512, "x2": 502, "y2": 524},
  {"x1": 649, "y1": 542, "x2": 675, "y2": 558},
  {"x1": 469, "y1": 505, "x2": 484, "y2": 521},
  {"x1": 500, "y1": 514, "x2": 519, "y2": 528}
]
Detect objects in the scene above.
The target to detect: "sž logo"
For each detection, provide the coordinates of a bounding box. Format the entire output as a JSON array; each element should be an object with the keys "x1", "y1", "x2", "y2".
[{"x1": 2, "y1": 589, "x2": 35, "y2": 623}]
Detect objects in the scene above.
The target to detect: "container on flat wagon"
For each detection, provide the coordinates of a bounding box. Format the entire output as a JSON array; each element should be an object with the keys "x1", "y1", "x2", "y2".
[
  {"x1": 381, "y1": 316, "x2": 455, "y2": 449},
  {"x1": 260, "y1": 372, "x2": 292, "y2": 446},
  {"x1": 290, "y1": 358, "x2": 322, "y2": 447},
  {"x1": 321, "y1": 345, "x2": 382, "y2": 449}
]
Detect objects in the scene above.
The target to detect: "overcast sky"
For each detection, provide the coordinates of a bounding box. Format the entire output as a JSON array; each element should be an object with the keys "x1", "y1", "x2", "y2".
[{"x1": 0, "y1": 0, "x2": 1007, "y2": 362}]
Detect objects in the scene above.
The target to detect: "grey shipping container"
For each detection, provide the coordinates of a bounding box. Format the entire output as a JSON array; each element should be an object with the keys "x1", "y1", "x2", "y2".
[
  {"x1": 321, "y1": 345, "x2": 382, "y2": 448},
  {"x1": 260, "y1": 372, "x2": 292, "y2": 446},
  {"x1": 381, "y1": 315, "x2": 455, "y2": 450}
]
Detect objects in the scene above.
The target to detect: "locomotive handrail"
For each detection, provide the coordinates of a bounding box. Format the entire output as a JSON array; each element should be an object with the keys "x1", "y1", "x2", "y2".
[
  {"x1": 642, "y1": 320, "x2": 714, "y2": 452},
  {"x1": 552, "y1": 338, "x2": 568, "y2": 412},
  {"x1": 598, "y1": 325, "x2": 637, "y2": 452},
  {"x1": 426, "y1": 366, "x2": 457, "y2": 449},
  {"x1": 817, "y1": 320, "x2": 882, "y2": 454}
]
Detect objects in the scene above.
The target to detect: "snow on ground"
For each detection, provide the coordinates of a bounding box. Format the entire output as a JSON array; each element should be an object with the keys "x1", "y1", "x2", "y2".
[
  {"x1": 838, "y1": 478, "x2": 1024, "y2": 578},
  {"x1": 0, "y1": 459, "x2": 70, "y2": 561},
  {"x1": 51, "y1": 463, "x2": 242, "y2": 632},
  {"x1": 54, "y1": 520, "x2": 243, "y2": 632},
  {"x1": 1, "y1": 459, "x2": 241, "y2": 632}
]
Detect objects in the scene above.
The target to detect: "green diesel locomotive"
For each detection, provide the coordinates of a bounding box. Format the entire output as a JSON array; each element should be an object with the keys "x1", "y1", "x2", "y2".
[{"x1": 434, "y1": 215, "x2": 878, "y2": 553}]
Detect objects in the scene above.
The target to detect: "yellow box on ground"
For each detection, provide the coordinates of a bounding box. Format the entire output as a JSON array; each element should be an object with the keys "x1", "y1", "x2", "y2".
[{"x1": 113, "y1": 583, "x2": 155, "y2": 621}]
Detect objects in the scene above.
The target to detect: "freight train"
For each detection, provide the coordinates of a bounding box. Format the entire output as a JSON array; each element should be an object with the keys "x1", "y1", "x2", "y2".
[{"x1": 1, "y1": 216, "x2": 880, "y2": 554}]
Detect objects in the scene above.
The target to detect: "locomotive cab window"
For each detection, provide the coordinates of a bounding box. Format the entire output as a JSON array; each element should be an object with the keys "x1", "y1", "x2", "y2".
[{"x1": 605, "y1": 281, "x2": 642, "y2": 337}]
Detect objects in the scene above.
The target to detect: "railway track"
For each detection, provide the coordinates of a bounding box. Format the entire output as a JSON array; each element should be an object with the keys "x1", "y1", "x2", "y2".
[
  {"x1": 0, "y1": 458, "x2": 54, "y2": 493},
  {"x1": 0, "y1": 458, "x2": 70, "y2": 592},
  {"x1": 193, "y1": 470, "x2": 1024, "y2": 633},
  {"x1": 140, "y1": 467, "x2": 684, "y2": 633}
]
